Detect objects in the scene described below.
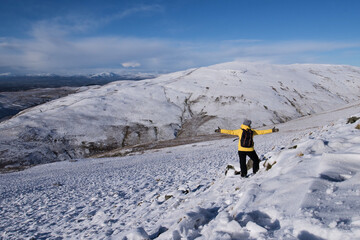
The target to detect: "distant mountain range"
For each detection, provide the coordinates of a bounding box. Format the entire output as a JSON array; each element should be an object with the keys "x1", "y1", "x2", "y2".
[
  {"x1": 1, "y1": 62, "x2": 360, "y2": 168},
  {"x1": 0, "y1": 72, "x2": 157, "y2": 92}
]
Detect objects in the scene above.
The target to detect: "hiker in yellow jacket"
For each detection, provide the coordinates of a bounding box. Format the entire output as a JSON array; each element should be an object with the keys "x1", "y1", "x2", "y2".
[{"x1": 215, "y1": 119, "x2": 279, "y2": 177}]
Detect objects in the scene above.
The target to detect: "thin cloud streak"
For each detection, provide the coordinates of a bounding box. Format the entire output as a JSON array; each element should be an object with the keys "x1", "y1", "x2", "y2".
[
  {"x1": 106, "y1": 4, "x2": 164, "y2": 22},
  {"x1": 28, "y1": 4, "x2": 164, "y2": 39},
  {"x1": 238, "y1": 41, "x2": 360, "y2": 56}
]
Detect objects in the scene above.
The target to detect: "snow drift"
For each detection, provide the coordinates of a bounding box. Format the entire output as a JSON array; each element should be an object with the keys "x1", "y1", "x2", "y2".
[{"x1": 1, "y1": 62, "x2": 360, "y2": 167}]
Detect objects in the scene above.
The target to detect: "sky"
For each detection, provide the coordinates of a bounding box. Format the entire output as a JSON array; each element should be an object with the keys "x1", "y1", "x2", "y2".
[{"x1": 0, "y1": 0, "x2": 360, "y2": 75}]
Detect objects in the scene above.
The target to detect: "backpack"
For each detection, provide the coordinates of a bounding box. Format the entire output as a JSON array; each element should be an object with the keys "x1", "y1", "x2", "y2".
[{"x1": 240, "y1": 128, "x2": 254, "y2": 148}]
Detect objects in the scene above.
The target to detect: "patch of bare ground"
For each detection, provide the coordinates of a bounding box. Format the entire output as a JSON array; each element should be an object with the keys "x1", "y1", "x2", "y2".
[
  {"x1": 0, "y1": 164, "x2": 30, "y2": 174},
  {"x1": 91, "y1": 134, "x2": 232, "y2": 159}
]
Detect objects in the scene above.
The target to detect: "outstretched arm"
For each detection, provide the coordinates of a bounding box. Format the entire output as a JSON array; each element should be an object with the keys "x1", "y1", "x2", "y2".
[
  {"x1": 253, "y1": 127, "x2": 279, "y2": 135},
  {"x1": 215, "y1": 127, "x2": 240, "y2": 136}
]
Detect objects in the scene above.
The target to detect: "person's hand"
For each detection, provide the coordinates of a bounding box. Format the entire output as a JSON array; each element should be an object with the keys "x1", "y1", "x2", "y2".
[
  {"x1": 215, "y1": 127, "x2": 221, "y2": 133},
  {"x1": 272, "y1": 127, "x2": 279, "y2": 132}
]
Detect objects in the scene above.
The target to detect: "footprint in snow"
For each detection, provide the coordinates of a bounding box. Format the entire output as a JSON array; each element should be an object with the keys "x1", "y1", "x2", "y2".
[
  {"x1": 234, "y1": 210, "x2": 281, "y2": 233},
  {"x1": 319, "y1": 171, "x2": 352, "y2": 183}
]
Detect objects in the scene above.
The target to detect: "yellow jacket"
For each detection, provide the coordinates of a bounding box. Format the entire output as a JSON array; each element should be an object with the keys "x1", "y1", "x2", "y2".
[{"x1": 220, "y1": 124, "x2": 273, "y2": 151}]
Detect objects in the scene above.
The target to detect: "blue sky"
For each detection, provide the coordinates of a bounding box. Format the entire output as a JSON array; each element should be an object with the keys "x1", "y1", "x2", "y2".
[{"x1": 1, "y1": 0, "x2": 360, "y2": 75}]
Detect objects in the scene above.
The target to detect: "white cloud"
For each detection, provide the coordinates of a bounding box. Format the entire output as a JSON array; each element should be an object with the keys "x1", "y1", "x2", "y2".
[
  {"x1": 107, "y1": 4, "x2": 163, "y2": 22},
  {"x1": 122, "y1": 62, "x2": 141, "y2": 68},
  {"x1": 24, "y1": 3, "x2": 163, "y2": 42},
  {"x1": 238, "y1": 41, "x2": 360, "y2": 56},
  {"x1": 0, "y1": 72, "x2": 11, "y2": 76}
]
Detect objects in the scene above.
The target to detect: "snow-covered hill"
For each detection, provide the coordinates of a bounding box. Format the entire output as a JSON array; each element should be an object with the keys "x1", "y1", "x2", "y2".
[
  {"x1": 1, "y1": 62, "x2": 360, "y2": 168},
  {"x1": 1, "y1": 100, "x2": 360, "y2": 239}
]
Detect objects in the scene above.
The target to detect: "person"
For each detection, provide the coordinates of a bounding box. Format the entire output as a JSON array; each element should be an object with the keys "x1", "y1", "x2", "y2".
[{"x1": 215, "y1": 119, "x2": 279, "y2": 177}]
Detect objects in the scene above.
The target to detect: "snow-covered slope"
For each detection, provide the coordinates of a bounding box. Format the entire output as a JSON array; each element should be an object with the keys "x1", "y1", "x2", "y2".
[
  {"x1": 1, "y1": 101, "x2": 360, "y2": 239},
  {"x1": 1, "y1": 62, "x2": 360, "y2": 167}
]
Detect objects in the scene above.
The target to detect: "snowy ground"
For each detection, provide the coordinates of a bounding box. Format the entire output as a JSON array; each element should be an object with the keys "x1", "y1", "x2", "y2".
[{"x1": 1, "y1": 103, "x2": 360, "y2": 239}]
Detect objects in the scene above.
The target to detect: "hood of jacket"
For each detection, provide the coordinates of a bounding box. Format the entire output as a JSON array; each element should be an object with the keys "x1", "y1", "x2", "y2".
[{"x1": 241, "y1": 124, "x2": 251, "y2": 130}]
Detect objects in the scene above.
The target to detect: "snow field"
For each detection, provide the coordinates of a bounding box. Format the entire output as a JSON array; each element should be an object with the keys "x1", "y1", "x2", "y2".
[
  {"x1": 1, "y1": 111, "x2": 360, "y2": 239},
  {"x1": 0, "y1": 139, "x2": 234, "y2": 239}
]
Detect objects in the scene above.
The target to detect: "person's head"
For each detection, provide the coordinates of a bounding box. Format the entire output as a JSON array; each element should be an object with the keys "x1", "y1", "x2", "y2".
[{"x1": 243, "y1": 119, "x2": 252, "y2": 127}]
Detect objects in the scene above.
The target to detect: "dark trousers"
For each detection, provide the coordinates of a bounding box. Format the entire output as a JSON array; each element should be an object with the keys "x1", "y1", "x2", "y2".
[{"x1": 238, "y1": 151, "x2": 260, "y2": 177}]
